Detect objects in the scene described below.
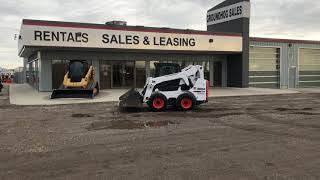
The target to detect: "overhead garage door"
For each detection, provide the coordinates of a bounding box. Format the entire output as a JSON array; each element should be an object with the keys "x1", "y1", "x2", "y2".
[
  {"x1": 299, "y1": 48, "x2": 320, "y2": 87},
  {"x1": 249, "y1": 46, "x2": 281, "y2": 88}
]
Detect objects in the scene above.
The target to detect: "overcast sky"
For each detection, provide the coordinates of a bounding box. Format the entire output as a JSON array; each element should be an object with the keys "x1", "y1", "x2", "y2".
[{"x1": 0, "y1": 0, "x2": 319, "y2": 69}]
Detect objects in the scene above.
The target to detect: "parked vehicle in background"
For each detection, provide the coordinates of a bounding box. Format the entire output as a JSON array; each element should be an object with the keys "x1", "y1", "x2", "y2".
[
  {"x1": 0, "y1": 74, "x2": 13, "y2": 84},
  {"x1": 0, "y1": 80, "x2": 3, "y2": 92}
]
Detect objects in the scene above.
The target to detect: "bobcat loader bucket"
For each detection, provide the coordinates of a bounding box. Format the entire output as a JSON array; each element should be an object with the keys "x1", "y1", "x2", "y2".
[
  {"x1": 119, "y1": 89, "x2": 143, "y2": 109},
  {"x1": 51, "y1": 89, "x2": 96, "y2": 99},
  {"x1": 51, "y1": 81, "x2": 99, "y2": 99}
]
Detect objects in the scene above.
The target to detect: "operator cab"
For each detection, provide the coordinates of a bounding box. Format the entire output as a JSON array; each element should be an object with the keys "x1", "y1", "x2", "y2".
[
  {"x1": 68, "y1": 60, "x2": 89, "y2": 82},
  {"x1": 154, "y1": 63, "x2": 181, "y2": 77}
]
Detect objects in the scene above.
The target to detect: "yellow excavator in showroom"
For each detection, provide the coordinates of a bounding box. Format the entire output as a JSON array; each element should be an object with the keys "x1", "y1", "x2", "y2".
[{"x1": 51, "y1": 60, "x2": 99, "y2": 99}]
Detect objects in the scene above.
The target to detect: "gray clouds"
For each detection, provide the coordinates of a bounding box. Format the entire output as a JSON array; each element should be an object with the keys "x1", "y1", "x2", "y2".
[
  {"x1": 251, "y1": 0, "x2": 320, "y2": 38},
  {"x1": 0, "y1": 0, "x2": 319, "y2": 68}
]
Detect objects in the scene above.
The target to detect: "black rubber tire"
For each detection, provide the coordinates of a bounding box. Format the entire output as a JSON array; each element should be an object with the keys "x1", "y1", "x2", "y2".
[
  {"x1": 147, "y1": 93, "x2": 168, "y2": 112},
  {"x1": 176, "y1": 93, "x2": 196, "y2": 111}
]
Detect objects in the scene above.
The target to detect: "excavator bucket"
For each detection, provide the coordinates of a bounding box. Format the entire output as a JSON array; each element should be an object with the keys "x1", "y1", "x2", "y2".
[
  {"x1": 119, "y1": 89, "x2": 143, "y2": 108},
  {"x1": 51, "y1": 89, "x2": 96, "y2": 99}
]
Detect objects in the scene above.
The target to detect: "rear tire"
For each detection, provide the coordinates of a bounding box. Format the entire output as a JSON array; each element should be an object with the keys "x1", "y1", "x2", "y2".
[
  {"x1": 147, "y1": 93, "x2": 167, "y2": 112},
  {"x1": 176, "y1": 93, "x2": 196, "y2": 111}
]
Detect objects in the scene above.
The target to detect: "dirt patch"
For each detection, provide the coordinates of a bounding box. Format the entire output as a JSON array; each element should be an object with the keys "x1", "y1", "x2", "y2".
[
  {"x1": 72, "y1": 113, "x2": 94, "y2": 118},
  {"x1": 213, "y1": 112, "x2": 244, "y2": 118},
  {"x1": 119, "y1": 107, "x2": 147, "y2": 113},
  {"x1": 195, "y1": 107, "x2": 241, "y2": 113},
  {"x1": 158, "y1": 111, "x2": 245, "y2": 119},
  {"x1": 146, "y1": 120, "x2": 176, "y2": 127},
  {"x1": 2, "y1": 93, "x2": 320, "y2": 180},
  {"x1": 265, "y1": 162, "x2": 275, "y2": 167},
  {"x1": 303, "y1": 108, "x2": 313, "y2": 111},
  {"x1": 275, "y1": 108, "x2": 290, "y2": 112},
  {"x1": 275, "y1": 108, "x2": 313, "y2": 112},
  {"x1": 109, "y1": 120, "x2": 145, "y2": 130},
  {"x1": 290, "y1": 112, "x2": 318, "y2": 116},
  {"x1": 87, "y1": 120, "x2": 177, "y2": 131}
]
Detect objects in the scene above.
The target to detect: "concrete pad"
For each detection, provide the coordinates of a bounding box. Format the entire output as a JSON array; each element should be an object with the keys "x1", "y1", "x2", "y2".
[
  {"x1": 296, "y1": 88, "x2": 320, "y2": 94},
  {"x1": 9, "y1": 84, "x2": 129, "y2": 106},
  {"x1": 10, "y1": 84, "x2": 301, "y2": 106},
  {"x1": 209, "y1": 87, "x2": 299, "y2": 97}
]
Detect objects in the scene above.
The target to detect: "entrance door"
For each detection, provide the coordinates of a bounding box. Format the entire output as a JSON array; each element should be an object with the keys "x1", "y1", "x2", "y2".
[
  {"x1": 213, "y1": 61, "x2": 222, "y2": 87},
  {"x1": 135, "y1": 61, "x2": 146, "y2": 88},
  {"x1": 52, "y1": 60, "x2": 68, "y2": 89},
  {"x1": 99, "y1": 62, "x2": 111, "y2": 89},
  {"x1": 112, "y1": 61, "x2": 134, "y2": 88}
]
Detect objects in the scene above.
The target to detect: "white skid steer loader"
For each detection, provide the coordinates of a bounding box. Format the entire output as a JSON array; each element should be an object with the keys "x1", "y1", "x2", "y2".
[{"x1": 119, "y1": 64, "x2": 209, "y2": 111}]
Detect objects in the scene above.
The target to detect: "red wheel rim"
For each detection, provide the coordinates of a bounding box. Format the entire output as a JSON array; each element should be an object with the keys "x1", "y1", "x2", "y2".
[
  {"x1": 153, "y1": 97, "x2": 165, "y2": 109},
  {"x1": 181, "y1": 98, "x2": 192, "y2": 109}
]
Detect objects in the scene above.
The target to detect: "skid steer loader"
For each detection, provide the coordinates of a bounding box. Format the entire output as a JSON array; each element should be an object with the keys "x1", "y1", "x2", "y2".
[
  {"x1": 51, "y1": 60, "x2": 99, "y2": 99},
  {"x1": 119, "y1": 64, "x2": 209, "y2": 111}
]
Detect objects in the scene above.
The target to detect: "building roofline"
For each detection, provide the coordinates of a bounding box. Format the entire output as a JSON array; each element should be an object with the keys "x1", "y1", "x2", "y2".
[
  {"x1": 22, "y1": 19, "x2": 243, "y2": 37},
  {"x1": 250, "y1": 37, "x2": 320, "y2": 45}
]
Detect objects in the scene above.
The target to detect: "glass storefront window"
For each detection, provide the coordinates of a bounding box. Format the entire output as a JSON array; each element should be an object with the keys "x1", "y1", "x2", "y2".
[
  {"x1": 52, "y1": 60, "x2": 69, "y2": 89},
  {"x1": 98, "y1": 60, "x2": 212, "y2": 89},
  {"x1": 26, "y1": 64, "x2": 30, "y2": 83},
  {"x1": 150, "y1": 61, "x2": 159, "y2": 77},
  {"x1": 27, "y1": 60, "x2": 39, "y2": 90},
  {"x1": 136, "y1": 61, "x2": 146, "y2": 88},
  {"x1": 112, "y1": 61, "x2": 134, "y2": 88},
  {"x1": 100, "y1": 61, "x2": 111, "y2": 89}
]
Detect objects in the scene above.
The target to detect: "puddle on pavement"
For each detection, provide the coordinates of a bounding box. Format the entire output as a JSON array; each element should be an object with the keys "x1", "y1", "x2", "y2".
[
  {"x1": 194, "y1": 107, "x2": 241, "y2": 113},
  {"x1": 72, "y1": 113, "x2": 94, "y2": 118},
  {"x1": 275, "y1": 107, "x2": 314, "y2": 112},
  {"x1": 87, "y1": 120, "x2": 177, "y2": 131},
  {"x1": 265, "y1": 162, "x2": 275, "y2": 167},
  {"x1": 145, "y1": 120, "x2": 176, "y2": 127},
  {"x1": 290, "y1": 112, "x2": 318, "y2": 115},
  {"x1": 275, "y1": 108, "x2": 290, "y2": 112}
]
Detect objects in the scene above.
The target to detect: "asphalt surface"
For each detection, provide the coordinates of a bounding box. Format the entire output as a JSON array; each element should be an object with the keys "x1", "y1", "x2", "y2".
[{"x1": 0, "y1": 85, "x2": 320, "y2": 180}]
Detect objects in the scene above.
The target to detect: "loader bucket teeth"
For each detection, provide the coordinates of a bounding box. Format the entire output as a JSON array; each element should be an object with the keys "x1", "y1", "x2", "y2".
[{"x1": 119, "y1": 89, "x2": 143, "y2": 108}]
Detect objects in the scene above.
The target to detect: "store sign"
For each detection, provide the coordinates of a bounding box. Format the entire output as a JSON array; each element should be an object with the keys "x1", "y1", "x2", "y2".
[
  {"x1": 207, "y1": 1, "x2": 250, "y2": 26},
  {"x1": 18, "y1": 24, "x2": 243, "y2": 54}
]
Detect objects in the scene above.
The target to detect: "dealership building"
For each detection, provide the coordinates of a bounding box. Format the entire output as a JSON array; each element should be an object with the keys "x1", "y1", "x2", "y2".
[{"x1": 18, "y1": 0, "x2": 320, "y2": 92}]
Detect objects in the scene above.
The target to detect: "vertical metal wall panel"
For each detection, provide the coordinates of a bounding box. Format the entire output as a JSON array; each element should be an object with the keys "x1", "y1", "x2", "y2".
[
  {"x1": 23, "y1": 57, "x2": 27, "y2": 83},
  {"x1": 39, "y1": 52, "x2": 52, "y2": 92}
]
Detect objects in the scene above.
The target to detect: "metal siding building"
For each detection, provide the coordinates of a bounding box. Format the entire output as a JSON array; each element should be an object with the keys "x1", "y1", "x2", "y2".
[{"x1": 250, "y1": 38, "x2": 320, "y2": 89}]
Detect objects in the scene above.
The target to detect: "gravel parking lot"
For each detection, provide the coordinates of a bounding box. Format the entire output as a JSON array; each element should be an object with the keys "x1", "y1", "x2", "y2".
[{"x1": 0, "y1": 85, "x2": 320, "y2": 180}]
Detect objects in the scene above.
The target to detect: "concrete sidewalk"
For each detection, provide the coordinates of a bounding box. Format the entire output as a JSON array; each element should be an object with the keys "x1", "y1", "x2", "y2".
[
  {"x1": 9, "y1": 83, "x2": 302, "y2": 106},
  {"x1": 9, "y1": 84, "x2": 128, "y2": 105}
]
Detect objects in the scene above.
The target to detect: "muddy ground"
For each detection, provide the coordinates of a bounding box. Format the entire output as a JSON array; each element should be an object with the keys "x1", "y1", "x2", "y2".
[{"x1": 0, "y1": 85, "x2": 320, "y2": 180}]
